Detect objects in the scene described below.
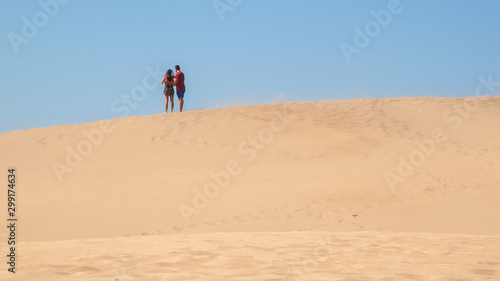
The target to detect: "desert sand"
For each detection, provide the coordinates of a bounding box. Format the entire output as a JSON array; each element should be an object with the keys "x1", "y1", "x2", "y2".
[{"x1": 1, "y1": 96, "x2": 499, "y2": 280}]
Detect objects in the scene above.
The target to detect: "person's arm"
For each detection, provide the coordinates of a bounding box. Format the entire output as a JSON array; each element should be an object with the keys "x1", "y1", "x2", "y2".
[{"x1": 161, "y1": 75, "x2": 167, "y2": 84}]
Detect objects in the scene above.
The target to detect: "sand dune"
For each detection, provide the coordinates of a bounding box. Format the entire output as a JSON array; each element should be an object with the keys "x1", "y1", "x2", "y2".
[{"x1": 1, "y1": 97, "x2": 499, "y2": 280}]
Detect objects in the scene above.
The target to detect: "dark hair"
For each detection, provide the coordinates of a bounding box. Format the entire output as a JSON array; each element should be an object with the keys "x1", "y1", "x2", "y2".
[
  {"x1": 175, "y1": 65, "x2": 180, "y2": 71},
  {"x1": 165, "y1": 69, "x2": 173, "y2": 82}
]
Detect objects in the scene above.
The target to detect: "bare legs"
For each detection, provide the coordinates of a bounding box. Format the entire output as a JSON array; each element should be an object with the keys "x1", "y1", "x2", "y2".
[
  {"x1": 169, "y1": 94, "x2": 174, "y2": 112},
  {"x1": 179, "y1": 98, "x2": 184, "y2": 112},
  {"x1": 165, "y1": 94, "x2": 183, "y2": 113},
  {"x1": 165, "y1": 95, "x2": 175, "y2": 113}
]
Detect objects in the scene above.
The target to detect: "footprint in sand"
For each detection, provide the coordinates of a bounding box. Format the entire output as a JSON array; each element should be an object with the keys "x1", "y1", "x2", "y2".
[
  {"x1": 230, "y1": 216, "x2": 244, "y2": 223},
  {"x1": 472, "y1": 268, "x2": 498, "y2": 276},
  {"x1": 170, "y1": 226, "x2": 183, "y2": 231}
]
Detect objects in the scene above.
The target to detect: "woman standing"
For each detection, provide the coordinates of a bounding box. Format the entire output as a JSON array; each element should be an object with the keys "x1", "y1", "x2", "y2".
[{"x1": 161, "y1": 69, "x2": 175, "y2": 113}]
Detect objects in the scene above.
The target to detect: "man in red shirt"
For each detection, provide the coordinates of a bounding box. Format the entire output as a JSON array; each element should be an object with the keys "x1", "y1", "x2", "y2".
[{"x1": 174, "y1": 65, "x2": 186, "y2": 112}]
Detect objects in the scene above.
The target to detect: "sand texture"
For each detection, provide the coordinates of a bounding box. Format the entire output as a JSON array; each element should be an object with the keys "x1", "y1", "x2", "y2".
[{"x1": 1, "y1": 97, "x2": 499, "y2": 280}]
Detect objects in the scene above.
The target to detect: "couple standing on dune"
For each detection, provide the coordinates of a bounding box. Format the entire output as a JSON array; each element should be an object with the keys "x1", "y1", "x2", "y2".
[{"x1": 161, "y1": 65, "x2": 186, "y2": 113}]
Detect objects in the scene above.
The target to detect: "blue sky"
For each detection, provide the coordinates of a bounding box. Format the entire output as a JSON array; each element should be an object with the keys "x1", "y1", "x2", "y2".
[{"x1": 1, "y1": 0, "x2": 499, "y2": 132}]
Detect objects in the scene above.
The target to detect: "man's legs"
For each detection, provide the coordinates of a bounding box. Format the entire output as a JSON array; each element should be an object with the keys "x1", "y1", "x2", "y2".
[{"x1": 179, "y1": 97, "x2": 184, "y2": 112}]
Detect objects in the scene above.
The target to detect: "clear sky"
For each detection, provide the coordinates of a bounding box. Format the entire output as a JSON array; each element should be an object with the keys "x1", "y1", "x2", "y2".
[{"x1": 1, "y1": 0, "x2": 499, "y2": 132}]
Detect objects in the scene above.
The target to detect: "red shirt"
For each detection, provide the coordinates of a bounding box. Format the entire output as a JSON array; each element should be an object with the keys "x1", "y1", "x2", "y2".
[{"x1": 175, "y1": 71, "x2": 185, "y2": 91}]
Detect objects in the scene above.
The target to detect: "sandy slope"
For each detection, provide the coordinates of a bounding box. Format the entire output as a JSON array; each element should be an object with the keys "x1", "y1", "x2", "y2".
[{"x1": 1, "y1": 97, "x2": 499, "y2": 280}]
